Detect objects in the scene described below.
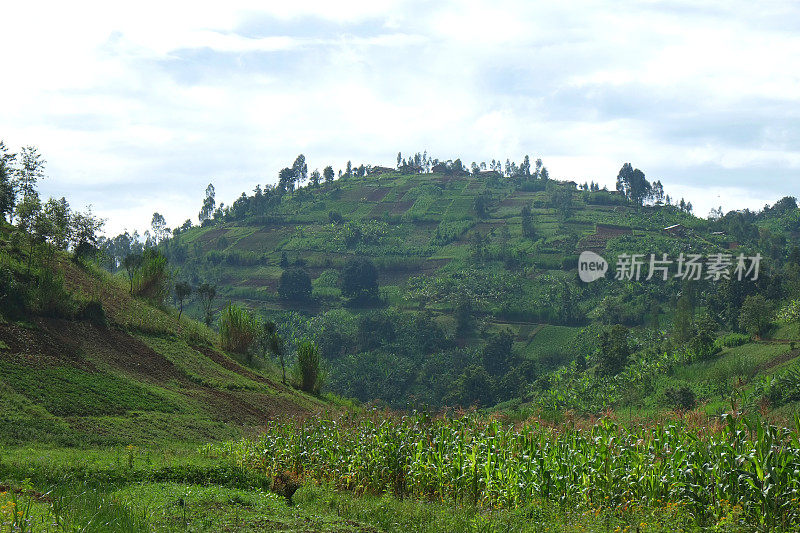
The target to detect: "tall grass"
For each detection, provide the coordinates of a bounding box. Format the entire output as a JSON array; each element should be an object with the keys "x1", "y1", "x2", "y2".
[
  {"x1": 294, "y1": 340, "x2": 322, "y2": 394},
  {"x1": 219, "y1": 303, "x2": 257, "y2": 354},
  {"x1": 213, "y1": 411, "x2": 800, "y2": 530},
  {"x1": 49, "y1": 484, "x2": 149, "y2": 532},
  {"x1": 132, "y1": 249, "x2": 170, "y2": 303}
]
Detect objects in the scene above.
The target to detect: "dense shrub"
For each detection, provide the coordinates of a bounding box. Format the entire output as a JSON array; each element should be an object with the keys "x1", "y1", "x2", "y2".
[
  {"x1": 764, "y1": 367, "x2": 800, "y2": 407},
  {"x1": 665, "y1": 386, "x2": 696, "y2": 410},
  {"x1": 219, "y1": 303, "x2": 258, "y2": 354},
  {"x1": 341, "y1": 258, "x2": 378, "y2": 303},
  {"x1": 278, "y1": 268, "x2": 312, "y2": 302},
  {"x1": 294, "y1": 340, "x2": 323, "y2": 394},
  {"x1": 0, "y1": 264, "x2": 26, "y2": 318},
  {"x1": 34, "y1": 269, "x2": 76, "y2": 318},
  {"x1": 133, "y1": 249, "x2": 170, "y2": 303},
  {"x1": 78, "y1": 300, "x2": 107, "y2": 327}
]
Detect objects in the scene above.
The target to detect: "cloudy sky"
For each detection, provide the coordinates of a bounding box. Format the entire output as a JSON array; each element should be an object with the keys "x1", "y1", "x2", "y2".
[{"x1": 2, "y1": 0, "x2": 799, "y2": 235}]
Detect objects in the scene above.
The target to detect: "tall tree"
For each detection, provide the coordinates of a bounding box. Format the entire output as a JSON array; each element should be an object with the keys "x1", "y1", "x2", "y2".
[
  {"x1": 123, "y1": 253, "x2": 143, "y2": 293},
  {"x1": 15, "y1": 194, "x2": 42, "y2": 272},
  {"x1": 151, "y1": 212, "x2": 169, "y2": 243},
  {"x1": 278, "y1": 267, "x2": 312, "y2": 301},
  {"x1": 616, "y1": 163, "x2": 652, "y2": 206},
  {"x1": 598, "y1": 324, "x2": 630, "y2": 375},
  {"x1": 310, "y1": 169, "x2": 321, "y2": 187},
  {"x1": 323, "y1": 166, "x2": 334, "y2": 184},
  {"x1": 341, "y1": 258, "x2": 379, "y2": 302},
  {"x1": 70, "y1": 206, "x2": 105, "y2": 261},
  {"x1": 549, "y1": 187, "x2": 573, "y2": 221},
  {"x1": 0, "y1": 141, "x2": 16, "y2": 222},
  {"x1": 174, "y1": 281, "x2": 192, "y2": 321},
  {"x1": 16, "y1": 146, "x2": 45, "y2": 201},
  {"x1": 521, "y1": 155, "x2": 531, "y2": 177},
  {"x1": 197, "y1": 282, "x2": 217, "y2": 326},
  {"x1": 278, "y1": 167, "x2": 294, "y2": 194},
  {"x1": 199, "y1": 183, "x2": 215, "y2": 223},
  {"x1": 521, "y1": 204, "x2": 535, "y2": 239},
  {"x1": 738, "y1": 294, "x2": 774, "y2": 338},
  {"x1": 42, "y1": 197, "x2": 71, "y2": 251},
  {"x1": 292, "y1": 154, "x2": 308, "y2": 187}
]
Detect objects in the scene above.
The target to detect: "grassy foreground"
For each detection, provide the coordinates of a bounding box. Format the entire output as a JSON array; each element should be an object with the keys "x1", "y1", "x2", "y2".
[{"x1": 8, "y1": 409, "x2": 800, "y2": 531}]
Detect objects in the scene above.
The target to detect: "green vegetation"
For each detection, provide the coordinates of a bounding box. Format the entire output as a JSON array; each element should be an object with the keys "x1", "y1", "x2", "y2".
[
  {"x1": 5, "y1": 141, "x2": 800, "y2": 530},
  {"x1": 212, "y1": 411, "x2": 800, "y2": 531},
  {"x1": 92, "y1": 152, "x2": 798, "y2": 411},
  {"x1": 219, "y1": 303, "x2": 258, "y2": 354}
]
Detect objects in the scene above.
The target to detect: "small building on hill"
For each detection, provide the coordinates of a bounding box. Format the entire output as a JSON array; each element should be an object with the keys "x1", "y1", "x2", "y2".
[
  {"x1": 370, "y1": 166, "x2": 395, "y2": 175},
  {"x1": 479, "y1": 170, "x2": 502, "y2": 179}
]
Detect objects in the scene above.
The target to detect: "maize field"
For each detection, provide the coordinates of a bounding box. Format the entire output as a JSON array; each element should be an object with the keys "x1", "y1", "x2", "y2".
[{"x1": 210, "y1": 411, "x2": 800, "y2": 530}]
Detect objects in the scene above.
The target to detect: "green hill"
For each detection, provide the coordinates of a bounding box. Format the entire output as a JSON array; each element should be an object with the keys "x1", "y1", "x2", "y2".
[
  {"x1": 103, "y1": 165, "x2": 800, "y2": 413},
  {"x1": 0, "y1": 227, "x2": 322, "y2": 447},
  {"x1": 5, "y1": 162, "x2": 800, "y2": 531}
]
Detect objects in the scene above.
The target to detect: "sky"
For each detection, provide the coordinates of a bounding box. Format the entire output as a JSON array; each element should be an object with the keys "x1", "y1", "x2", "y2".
[{"x1": 1, "y1": 0, "x2": 799, "y2": 235}]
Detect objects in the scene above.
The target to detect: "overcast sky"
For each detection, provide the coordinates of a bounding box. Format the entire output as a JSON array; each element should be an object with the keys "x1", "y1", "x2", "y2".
[{"x1": 2, "y1": 0, "x2": 799, "y2": 235}]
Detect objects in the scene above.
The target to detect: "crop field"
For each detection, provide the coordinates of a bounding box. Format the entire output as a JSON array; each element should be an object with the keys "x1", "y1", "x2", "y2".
[{"x1": 212, "y1": 411, "x2": 800, "y2": 531}]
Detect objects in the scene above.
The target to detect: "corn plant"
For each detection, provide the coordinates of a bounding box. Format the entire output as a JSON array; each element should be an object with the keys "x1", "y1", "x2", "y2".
[{"x1": 211, "y1": 411, "x2": 800, "y2": 530}]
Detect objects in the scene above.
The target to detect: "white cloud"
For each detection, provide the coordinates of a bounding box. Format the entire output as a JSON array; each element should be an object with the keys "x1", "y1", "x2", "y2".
[{"x1": 1, "y1": 0, "x2": 798, "y2": 234}]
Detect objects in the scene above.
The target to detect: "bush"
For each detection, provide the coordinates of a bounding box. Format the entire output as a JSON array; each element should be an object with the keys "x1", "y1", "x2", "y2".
[
  {"x1": 278, "y1": 268, "x2": 312, "y2": 302},
  {"x1": 764, "y1": 368, "x2": 800, "y2": 407},
  {"x1": 714, "y1": 333, "x2": 751, "y2": 349},
  {"x1": 78, "y1": 300, "x2": 107, "y2": 327},
  {"x1": 133, "y1": 249, "x2": 170, "y2": 303},
  {"x1": 219, "y1": 303, "x2": 258, "y2": 354},
  {"x1": 738, "y1": 294, "x2": 774, "y2": 338},
  {"x1": 665, "y1": 386, "x2": 696, "y2": 411},
  {"x1": 341, "y1": 258, "x2": 379, "y2": 303},
  {"x1": 34, "y1": 269, "x2": 76, "y2": 318},
  {"x1": 0, "y1": 264, "x2": 26, "y2": 318},
  {"x1": 294, "y1": 339, "x2": 323, "y2": 394}
]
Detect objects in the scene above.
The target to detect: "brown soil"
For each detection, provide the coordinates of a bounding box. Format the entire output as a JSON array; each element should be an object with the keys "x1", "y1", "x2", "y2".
[
  {"x1": 0, "y1": 320, "x2": 92, "y2": 369},
  {"x1": 365, "y1": 187, "x2": 390, "y2": 202},
  {"x1": 1, "y1": 316, "x2": 315, "y2": 426},
  {"x1": 389, "y1": 201, "x2": 413, "y2": 214},
  {"x1": 39, "y1": 318, "x2": 188, "y2": 384}
]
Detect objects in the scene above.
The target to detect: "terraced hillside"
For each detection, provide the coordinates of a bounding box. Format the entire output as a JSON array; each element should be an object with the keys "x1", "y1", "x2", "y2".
[
  {"x1": 0, "y1": 250, "x2": 322, "y2": 446},
  {"x1": 167, "y1": 171, "x2": 713, "y2": 331},
  {"x1": 125, "y1": 167, "x2": 796, "y2": 409}
]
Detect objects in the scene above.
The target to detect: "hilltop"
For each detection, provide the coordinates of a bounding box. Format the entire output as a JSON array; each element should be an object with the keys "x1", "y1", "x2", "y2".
[{"x1": 97, "y1": 162, "x2": 800, "y2": 413}]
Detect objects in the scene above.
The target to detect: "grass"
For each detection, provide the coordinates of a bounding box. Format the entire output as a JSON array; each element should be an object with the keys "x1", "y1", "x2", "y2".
[
  {"x1": 136, "y1": 335, "x2": 261, "y2": 390},
  {"x1": 0, "y1": 241, "x2": 322, "y2": 448},
  {"x1": 521, "y1": 325, "x2": 582, "y2": 361},
  {"x1": 0, "y1": 360, "x2": 178, "y2": 417},
  {"x1": 208, "y1": 410, "x2": 800, "y2": 531},
  {"x1": 0, "y1": 437, "x2": 734, "y2": 532}
]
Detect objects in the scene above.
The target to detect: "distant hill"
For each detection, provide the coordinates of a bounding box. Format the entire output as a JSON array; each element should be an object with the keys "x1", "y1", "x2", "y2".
[
  {"x1": 165, "y1": 171, "x2": 710, "y2": 324},
  {"x1": 95, "y1": 166, "x2": 800, "y2": 411}
]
